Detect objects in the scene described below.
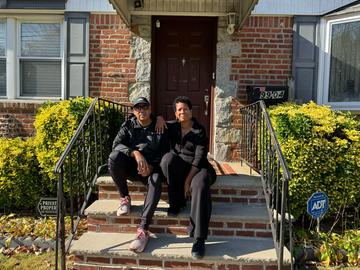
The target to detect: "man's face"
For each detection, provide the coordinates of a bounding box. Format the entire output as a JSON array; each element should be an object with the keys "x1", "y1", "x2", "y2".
[{"x1": 133, "y1": 103, "x2": 151, "y2": 122}]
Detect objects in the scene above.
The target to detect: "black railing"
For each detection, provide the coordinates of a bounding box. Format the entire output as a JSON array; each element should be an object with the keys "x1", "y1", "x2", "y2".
[
  {"x1": 239, "y1": 100, "x2": 294, "y2": 270},
  {"x1": 54, "y1": 97, "x2": 132, "y2": 270}
]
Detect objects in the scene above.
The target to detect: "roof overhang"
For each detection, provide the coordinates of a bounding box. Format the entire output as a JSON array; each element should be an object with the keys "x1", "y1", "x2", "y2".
[{"x1": 108, "y1": 0, "x2": 258, "y2": 29}]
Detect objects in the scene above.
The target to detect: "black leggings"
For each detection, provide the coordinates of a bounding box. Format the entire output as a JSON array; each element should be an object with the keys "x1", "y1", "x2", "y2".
[{"x1": 160, "y1": 152, "x2": 212, "y2": 239}]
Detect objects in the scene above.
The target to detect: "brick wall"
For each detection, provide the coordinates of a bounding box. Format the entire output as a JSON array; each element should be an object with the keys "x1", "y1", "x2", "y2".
[
  {"x1": 0, "y1": 102, "x2": 41, "y2": 138},
  {"x1": 230, "y1": 16, "x2": 294, "y2": 160},
  {"x1": 89, "y1": 14, "x2": 135, "y2": 102}
]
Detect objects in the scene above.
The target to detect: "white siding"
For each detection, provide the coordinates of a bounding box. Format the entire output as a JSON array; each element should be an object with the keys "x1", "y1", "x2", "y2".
[
  {"x1": 252, "y1": 0, "x2": 357, "y2": 15},
  {"x1": 65, "y1": 0, "x2": 357, "y2": 16},
  {"x1": 66, "y1": 0, "x2": 116, "y2": 12}
]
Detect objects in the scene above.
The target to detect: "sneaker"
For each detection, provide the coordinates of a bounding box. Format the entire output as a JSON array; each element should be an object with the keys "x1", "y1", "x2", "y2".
[
  {"x1": 191, "y1": 238, "x2": 205, "y2": 259},
  {"x1": 117, "y1": 196, "x2": 131, "y2": 216},
  {"x1": 129, "y1": 228, "x2": 149, "y2": 253}
]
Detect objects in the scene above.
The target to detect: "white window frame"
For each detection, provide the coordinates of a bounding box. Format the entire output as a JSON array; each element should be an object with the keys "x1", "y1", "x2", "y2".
[
  {"x1": 0, "y1": 14, "x2": 65, "y2": 100},
  {"x1": 0, "y1": 19, "x2": 6, "y2": 98},
  {"x1": 317, "y1": 13, "x2": 360, "y2": 111}
]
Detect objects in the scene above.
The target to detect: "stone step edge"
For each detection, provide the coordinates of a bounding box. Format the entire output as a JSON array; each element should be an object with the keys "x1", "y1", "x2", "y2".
[
  {"x1": 85, "y1": 200, "x2": 270, "y2": 222},
  {"x1": 96, "y1": 174, "x2": 263, "y2": 189},
  {"x1": 70, "y1": 232, "x2": 292, "y2": 265}
]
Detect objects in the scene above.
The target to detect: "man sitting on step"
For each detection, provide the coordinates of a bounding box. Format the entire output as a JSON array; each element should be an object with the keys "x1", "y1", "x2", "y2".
[{"x1": 108, "y1": 97, "x2": 168, "y2": 253}]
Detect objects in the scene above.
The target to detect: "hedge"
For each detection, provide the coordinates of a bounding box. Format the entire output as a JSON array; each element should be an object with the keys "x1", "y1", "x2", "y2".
[
  {"x1": 269, "y1": 102, "x2": 360, "y2": 218},
  {"x1": 0, "y1": 138, "x2": 43, "y2": 209},
  {"x1": 0, "y1": 98, "x2": 91, "y2": 210}
]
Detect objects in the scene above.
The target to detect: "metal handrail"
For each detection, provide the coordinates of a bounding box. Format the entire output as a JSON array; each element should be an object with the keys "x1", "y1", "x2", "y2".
[
  {"x1": 54, "y1": 97, "x2": 132, "y2": 270},
  {"x1": 239, "y1": 100, "x2": 294, "y2": 270}
]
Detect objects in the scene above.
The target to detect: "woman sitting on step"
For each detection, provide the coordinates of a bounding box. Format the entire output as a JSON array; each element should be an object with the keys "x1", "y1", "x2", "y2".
[{"x1": 157, "y1": 96, "x2": 217, "y2": 259}]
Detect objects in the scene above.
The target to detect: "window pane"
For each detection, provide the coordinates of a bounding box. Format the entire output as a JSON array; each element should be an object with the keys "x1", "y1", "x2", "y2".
[
  {"x1": 0, "y1": 21, "x2": 5, "y2": 56},
  {"x1": 20, "y1": 60, "x2": 61, "y2": 97},
  {"x1": 21, "y1": 23, "x2": 60, "y2": 57},
  {"x1": 329, "y1": 20, "x2": 360, "y2": 102},
  {"x1": 0, "y1": 59, "x2": 5, "y2": 96}
]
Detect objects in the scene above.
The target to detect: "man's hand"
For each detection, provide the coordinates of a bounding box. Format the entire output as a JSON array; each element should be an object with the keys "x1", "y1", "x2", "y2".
[
  {"x1": 132, "y1": 150, "x2": 150, "y2": 176},
  {"x1": 140, "y1": 164, "x2": 153, "y2": 177},
  {"x1": 155, "y1": 115, "x2": 167, "y2": 134}
]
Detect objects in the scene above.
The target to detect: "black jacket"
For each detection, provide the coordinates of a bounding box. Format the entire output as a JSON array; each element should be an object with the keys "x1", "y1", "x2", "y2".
[
  {"x1": 167, "y1": 118, "x2": 209, "y2": 169},
  {"x1": 112, "y1": 115, "x2": 169, "y2": 166}
]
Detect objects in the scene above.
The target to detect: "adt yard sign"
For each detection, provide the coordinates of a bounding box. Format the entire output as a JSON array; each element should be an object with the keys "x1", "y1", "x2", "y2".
[
  {"x1": 307, "y1": 192, "x2": 329, "y2": 219},
  {"x1": 38, "y1": 197, "x2": 57, "y2": 217}
]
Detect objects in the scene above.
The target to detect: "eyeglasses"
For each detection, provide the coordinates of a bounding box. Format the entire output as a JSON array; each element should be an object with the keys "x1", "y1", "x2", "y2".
[{"x1": 133, "y1": 104, "x2": 149, "y2": 111}]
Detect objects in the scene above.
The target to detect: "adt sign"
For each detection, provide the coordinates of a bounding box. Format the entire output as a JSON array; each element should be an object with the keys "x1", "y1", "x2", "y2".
[{"x1": 307, "y1": 192, "x2": 329, "y2": 219}]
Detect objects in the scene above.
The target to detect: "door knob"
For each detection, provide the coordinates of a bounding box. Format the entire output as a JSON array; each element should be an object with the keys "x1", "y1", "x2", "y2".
[{"x1": 204, "y1": 95, "x2": 209, "y2": 116}]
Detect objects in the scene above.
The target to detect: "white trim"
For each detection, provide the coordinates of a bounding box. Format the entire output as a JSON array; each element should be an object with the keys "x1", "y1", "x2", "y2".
[
  {"x1": 0, "y1": 9, "x2": 64, "y2": 15},
  {"x1": 317, "y1": 13, "x2": 360, "y2": 110},
  {"x1": 6, "y1": 18, "x2": 16, "y2": 99},
  {"x1": 0, "y1": 19, "x2": 7, "y2": 99},
  {"x1": 62, "y1": 19, "x2": 67, "y2": 100}
]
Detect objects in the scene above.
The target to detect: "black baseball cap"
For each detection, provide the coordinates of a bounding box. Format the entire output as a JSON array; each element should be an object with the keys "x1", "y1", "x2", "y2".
[{"x1": 132, "y1": 97, "x2": 150, "y2": 107}]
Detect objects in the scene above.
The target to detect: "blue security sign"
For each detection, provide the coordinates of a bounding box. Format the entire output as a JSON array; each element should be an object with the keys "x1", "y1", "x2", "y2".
[{"x1": 307, "y1": 192, "x2": 329, "y2": 219}]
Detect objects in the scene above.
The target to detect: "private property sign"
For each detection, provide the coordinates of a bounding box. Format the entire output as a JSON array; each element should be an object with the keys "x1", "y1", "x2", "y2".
[
  {"x1": 37, "y1": 197, "x2": 57, "y2": 217},
  {"x1": 307, "y1": 192, "x2": 329, "y2": 219}
]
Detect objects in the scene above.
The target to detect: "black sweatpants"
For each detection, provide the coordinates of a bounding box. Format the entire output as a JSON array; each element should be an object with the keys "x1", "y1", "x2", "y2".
[
  {"x1": 160, "y1": 152, "x2": 212, "y2": 239},
  {"x1": 108, "y1": 151, "x2": 163, "y2": 230}
]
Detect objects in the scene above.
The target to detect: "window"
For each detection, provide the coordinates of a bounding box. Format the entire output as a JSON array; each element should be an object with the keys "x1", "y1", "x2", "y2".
[
  {"x1": 0, "y1": 20, "x2": 5, "y2": 97},
  {"x1": 319, "y1": 15, "x2": 360, "y2": 110},
  {"x1": 328, "y1": 20, "x2": 360, "y2": 102},
  {"x1": 0, "y1": 16, "x2": 64, "y2": 100},
  {"x1": 19, "y1": 23, "x2": 62, "y2": 97}
]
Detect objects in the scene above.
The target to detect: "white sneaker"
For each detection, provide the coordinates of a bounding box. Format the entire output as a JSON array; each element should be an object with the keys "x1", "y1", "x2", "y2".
[
  {"x1": 129, "y1": 228, "x2": 149, "y2": 253},
  {"x1": 116, "y1": 196, "x2": 131, "y2": 216}
]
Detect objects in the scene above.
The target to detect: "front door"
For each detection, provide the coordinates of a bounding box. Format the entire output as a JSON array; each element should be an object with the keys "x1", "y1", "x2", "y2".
[{"x1": 153, "y1": 16, "x2": 216, "y2": 136}]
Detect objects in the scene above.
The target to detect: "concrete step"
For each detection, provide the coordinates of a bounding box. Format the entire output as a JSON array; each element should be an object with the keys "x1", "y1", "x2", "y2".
[
  {"x1": 85, "y1": 200, "x2": 272, "y2": 238},
  {"x1": 97, "y1": 175, "x2": 265, "y2": 205},
  {"x1": 70, "y1": 232, "x2": 291, "y2": 270}
]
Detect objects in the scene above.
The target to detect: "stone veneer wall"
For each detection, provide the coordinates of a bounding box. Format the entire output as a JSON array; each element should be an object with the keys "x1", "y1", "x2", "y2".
[
  {"x1": 214, "y1": 16, "x2": 293, "y2": 161},
  {"x1": 89, "y1": 14, "x2": 151, "y2": 103},
  {"x1": 0, "y1": 102, "x2": 41, "y2": 138}
]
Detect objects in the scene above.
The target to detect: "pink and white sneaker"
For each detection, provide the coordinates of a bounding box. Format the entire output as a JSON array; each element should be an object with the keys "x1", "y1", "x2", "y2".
[
  {"x1": 129, "y1": 228, "x2": 149, "y2": 253},
  {"x1": 116, "y1": 196, "x2": 131, "y2": 216}
]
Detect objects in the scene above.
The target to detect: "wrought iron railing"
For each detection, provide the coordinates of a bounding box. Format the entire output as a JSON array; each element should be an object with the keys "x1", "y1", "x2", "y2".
[
  {"x1": 239, "y1": 100, "x2": 294, "y2": 270},
  {"x1": 54, "y1": 97, "x2": 132, "y2": 270}
]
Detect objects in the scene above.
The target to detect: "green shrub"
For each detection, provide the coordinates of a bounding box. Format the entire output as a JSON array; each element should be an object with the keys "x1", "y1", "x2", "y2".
[
  {"x1": 269, "y1": 102, "x2": 360, "y2": 218},
  {"x1": 0, "y1": 138, "x2": 43, "y2": 209},
  {"x1": 33, "y1": 97, "x2": 92, "y2": 189}
]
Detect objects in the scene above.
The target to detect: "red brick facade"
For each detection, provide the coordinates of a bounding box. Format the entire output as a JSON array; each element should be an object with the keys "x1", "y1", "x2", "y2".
[
  {"x1": 89, "y1": 14, "x2": 134, "y2": 102},
  {"x1": 230, "y1": 16, "x2": 293, "y2": 159},
  {"x1": 0, "y1": 102, "x2": 41, "y2": 138}
]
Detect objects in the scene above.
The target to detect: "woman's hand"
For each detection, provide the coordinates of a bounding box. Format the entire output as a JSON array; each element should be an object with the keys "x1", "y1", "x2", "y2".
[
  {"x1": 155, "y1": 115, "x2": 167, "y2": 134},
  {"x1": 184, "y1": 177, "x2": 191, "y2": 199}
]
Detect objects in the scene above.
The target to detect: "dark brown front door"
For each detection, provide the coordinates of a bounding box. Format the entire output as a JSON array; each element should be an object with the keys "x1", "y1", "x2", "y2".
[{"x1": 153, "y1": 16, "x2": 216, "y2": 135}]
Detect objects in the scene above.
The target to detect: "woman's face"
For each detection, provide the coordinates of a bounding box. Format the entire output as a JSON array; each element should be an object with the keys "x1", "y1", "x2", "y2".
[{"x1": 175, "y1": 102, "x2": 192, "y2": 123}]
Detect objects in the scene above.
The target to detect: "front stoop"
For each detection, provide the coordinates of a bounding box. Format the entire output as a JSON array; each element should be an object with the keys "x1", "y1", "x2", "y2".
[
  {"x1": 70, "y1": 232, "x2": 291, "y2": 270},
  {"x1": 97, "y1": 175, "x2": 266, "y2": 205},
  {"x1": 85, "y1": 200, "x2": 272, "y2": 238},
  {"x1": 70, "y1": 163, "x2": 292, "y2": 269}
]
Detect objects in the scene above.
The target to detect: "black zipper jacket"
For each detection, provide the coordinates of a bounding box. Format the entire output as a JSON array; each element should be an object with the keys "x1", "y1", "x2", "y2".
[
  {"x1": 112, "y1": 115, "x2": 169, "y2": 166},
  {"x1": 167, "y1": 118, "x2": 208, "y2": 168}
]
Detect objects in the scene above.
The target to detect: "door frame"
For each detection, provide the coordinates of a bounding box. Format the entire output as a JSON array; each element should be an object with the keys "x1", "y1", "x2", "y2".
[{"x1": 150, "y1": 16, "x2": 217, "y2": 154}]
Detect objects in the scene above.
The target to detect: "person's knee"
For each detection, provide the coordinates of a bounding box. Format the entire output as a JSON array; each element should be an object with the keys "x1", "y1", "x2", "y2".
[
  {"x1": 148, "y1": 173, "x2": 162, "y2": 190},
  {"x1": 191, "y1": 170, "x2": 210, "y2": 191},
  {"x1": 108, "y1": 151, "x2": 128, "y2": 170},
  {"x1": 160, "y1": 152, "x2": 177, "y2": 169}
]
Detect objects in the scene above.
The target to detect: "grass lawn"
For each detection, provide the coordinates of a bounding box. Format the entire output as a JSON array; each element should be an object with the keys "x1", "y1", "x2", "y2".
[{"x1": 0, "y1": 251, "x2": 74, "y2": 270}]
